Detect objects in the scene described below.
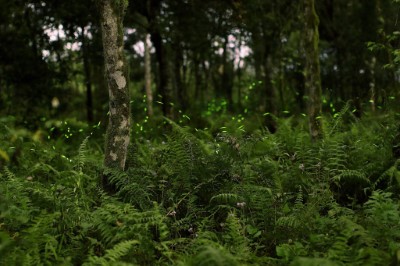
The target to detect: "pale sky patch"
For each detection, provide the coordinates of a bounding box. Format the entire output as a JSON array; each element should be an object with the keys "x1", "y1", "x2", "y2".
[
  {"x1": 44, "y1": 24, "x2": 66, "y2": 42},
  {"x1": 133, "y1": 41, "x2": 145, "y2": 56},
  {"x1": 42, "y1": 24, "x2": 91, "y2": 60},
  {"x1": 42, "y1": 25, "x2": 251, "y2": 69}
]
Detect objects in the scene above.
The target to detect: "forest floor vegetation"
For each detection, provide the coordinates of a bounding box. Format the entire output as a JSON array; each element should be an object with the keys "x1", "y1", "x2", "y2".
[{"x1": 1, "y1": 109, "x2": 400, "y2": 265}]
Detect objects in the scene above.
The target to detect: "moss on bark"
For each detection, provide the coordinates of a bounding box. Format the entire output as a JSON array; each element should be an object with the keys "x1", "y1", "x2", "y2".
[
  {"x1": 99, "y1": 0, "x2": 131, "y2": 174},
  {"x1": 304, "y1": 0, "x2": 323, "y2": 141}
]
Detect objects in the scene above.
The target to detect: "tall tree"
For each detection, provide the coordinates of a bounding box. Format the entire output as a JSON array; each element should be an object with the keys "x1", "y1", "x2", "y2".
[
  {"x1": 80, "y1": 25, "x2": 94, "y2": 123},
  {"x1": 144, "y1": 33, "x2": 154, "y2": 117},
  {"x1": 148, "y1": 0, "x2": 174, "y2": 119},
  {"x1": 99, "y1": 0, "x2": 131, "y2": 174},
  {"x1": 303, "y1": 0, "x2": 323, "y2": 140}
]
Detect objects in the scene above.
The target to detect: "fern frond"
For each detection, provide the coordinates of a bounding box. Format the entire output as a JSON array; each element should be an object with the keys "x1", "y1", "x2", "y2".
[
  {"x1": 103, "y1": 240, "x2": 139, "y2": 262},
  {"x1": 328, "y1": 101, "x2": 351, "y2": 136},
  {"x1": 84, "y1": 240, "x2": 138, "y2": 265},
  {"x1": 333, "y1": 170, "x2": 369, "y2": 185},
  {"x1": 3, "y1": 167, "x2": 15, "y2": 180},
  {"x1": 210, "y1": 193, "x2": 239, "y2": 205},
  {"x1": 294, "y1": 186, "x2": 304, "y2": 210},
  {"x1": 373, "y1": 160, "x2": 400, "y2": 191},
  {"x1": 276, "y1": 216, "x2": 301, "y2": 230},
  {"x1": 77, "y1": 136, "x2": 90, "y2": 172},
  {"x1": 180, "y1": 244, "x2": 237, "y2": 266}
]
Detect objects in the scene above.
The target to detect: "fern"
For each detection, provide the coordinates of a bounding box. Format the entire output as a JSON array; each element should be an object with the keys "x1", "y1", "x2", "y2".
[
  {"x1": 333, "y1": 170, "x2": 369, "y2": 186},
  {"x1": 185, "y1": 245, "x2": 240, "y2": 266},
  {"x1": 2, "y1": 109, "x2": 400, "y2": 265},
  {"x1": 291, "y1": 257, "x2": 339, "y2": 266},
  {"x1": 363, "y1": 190, "x2": 400, "y2": 246},
  {"x1": 222, "y1": 212, "x2": 250, "y2": 258},
  {"x1": 276, "y1": 242, "x2": 307, "y2": 263},
  {"x1": 0, "y1": 168, "x2": 32, "y2": 230},
  {"x1": 84, "y1": 240, "x2": 139, "y2": 265},
  {"x1": 3, "y1": 166, "x2": 16, "y2": 180},
  {"x1": 328, "y1": 217, "x2": 383, "y2": 264},
  {"x1": 320, "y1": 139, "x2": 348, "y2": 178},
  {"x1": 373, "y1": 159, "x2": 400, "y2": 191},
  {"x1": 89, "y1": 200, "x2": 173, "y2": 264},
  {"x1": 210, "y1": 193, "x2": 240, "y2": 206},
  {"x1": 276, "y1": 187, "x2": 305, "y2": 233},
  {"x1": 326, "y1": 101, "x2": 352, "y2": 137},
  {"x1": 77, "y1": 136, "x2": 90, "y2": 173}
]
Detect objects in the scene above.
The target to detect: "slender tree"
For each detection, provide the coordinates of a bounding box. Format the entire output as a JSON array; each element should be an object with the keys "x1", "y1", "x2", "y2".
[
  {"x1": 80, "y1": 25, "x2": 94, "y2": 123},
  {"x1": 148, "y1": 0, "x2": 174, "y2": 119},
  {"x1": 303, "y1": 0, "x2": 323, "y2": 140},
  {"x1": 144, "y1": 33, "x2": 154, "y2": 117},
  {"x1": 99, "y1": 0, "x2": 131, "y2": 174}
]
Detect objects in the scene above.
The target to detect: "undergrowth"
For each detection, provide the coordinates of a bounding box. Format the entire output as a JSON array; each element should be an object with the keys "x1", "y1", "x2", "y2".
[{"x1": 1, "y1": 109, "x2": 400, "y2": 265}]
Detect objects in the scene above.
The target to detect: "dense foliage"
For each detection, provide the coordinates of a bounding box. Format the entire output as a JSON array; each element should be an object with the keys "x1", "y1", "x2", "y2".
[{"x1": 1, "y1": 108, "x2": 400, "y2": 265}]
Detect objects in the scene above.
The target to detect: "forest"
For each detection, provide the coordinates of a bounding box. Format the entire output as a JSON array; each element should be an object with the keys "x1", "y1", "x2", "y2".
[{"x1": 1, "y1": 0, "x2": 400, "y2": 265}]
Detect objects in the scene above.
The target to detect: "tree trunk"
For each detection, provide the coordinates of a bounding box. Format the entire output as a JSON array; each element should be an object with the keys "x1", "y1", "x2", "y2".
[
  {"x1": 220, "y1": 35, "x2": 234, "y2": 111},
  {"x1": 279, "y1": 61, "x2": 286, "y2": 112},
  {"x1": 80, "y1": 26, "x2": 94, "y2": 123},
  {"x1": 250, "y1": 27, "x2": 265, "y2": 112},
  {"x1": 144, "y1": 34, "x2": 154, "y2": 117},
  {"x1": 193, "y1": 56, "x2": 205, "y2": 107},
  {"x1": 294, "y1": 71, "x2": 306, "y2": 112},
  {"x1": 237, "y1": 62, "x2": 243, "y2": 109},
  {"x1": 174, "y1": 44, "x2": 187, "y2": 111},
  {"x1": 147, "y1": 0, "x2": 174, "y2": 118},
  {"x1": 201, "y1": 60, "x2": 210, "y2": 105},
  {"x1": 304, "y1": 0, "x2": 323, "y2": 140},
  {"x1": 151, "y1": 31, "x2": 174, "y2": 119},
  {"x1": 194, "y1": 60, "x2": 200, "y2": 99},
  {"x1": 263, "y1": 54, "x2": 277, "y2": 133},
  {"x1": 99, "y1": 0, "x2": 131, "y2": 174}
]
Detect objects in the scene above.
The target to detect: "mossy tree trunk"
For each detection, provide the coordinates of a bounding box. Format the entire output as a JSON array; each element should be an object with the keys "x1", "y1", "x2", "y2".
[
  {"x1": 99, "y1": 0, "x2": 130, "y2": 175},
  {"x1": 304, "y1": 0, "x2": 323, "y2": 140}
]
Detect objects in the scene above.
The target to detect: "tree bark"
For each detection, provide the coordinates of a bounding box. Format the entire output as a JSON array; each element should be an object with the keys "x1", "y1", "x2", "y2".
[
  {"x1": 193, "y1": 56, "x2": 201, "y2": 99},
  {"x1": 221, "y1": 35, "x2": 234, "y2": 110},
  {"x1": 80, "y1": 25, "x2": 94, "y2": 123},
  {"x1": 99, "y1": 0, "x2": 131, "y2": 174},
  {"x1": 144, "y1": 34, "x2": 154, "y2": 117},
  {"x1": 304, "y1": 0, "x2": 323, "y2": 140},
  {"x1": 151, "y1": 31, "x2": 174, "y2": 119},
  {"x1": 174, "y1": 43, "x2": 187, "y2": 111},
  {"x1": 263, "y1": 54, "x2": 277, "y2": 133},
  {"x1": 294, "y1": 71, "x2": 306, "y2": 112},
  {"x1": 250, "y1": 27, "x2": 266, "y2": 112}
]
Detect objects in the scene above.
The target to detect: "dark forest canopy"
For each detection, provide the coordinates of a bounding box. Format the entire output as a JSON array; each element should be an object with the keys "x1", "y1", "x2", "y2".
[{"x1": 0, "y1": 0, "x2": 398, "y2": 127}]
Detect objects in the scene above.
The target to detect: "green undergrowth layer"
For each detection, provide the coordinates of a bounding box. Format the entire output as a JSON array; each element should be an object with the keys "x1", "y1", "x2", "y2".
[{"x1": 1, "y1": 110, "x2": 400, "y2": 265}]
